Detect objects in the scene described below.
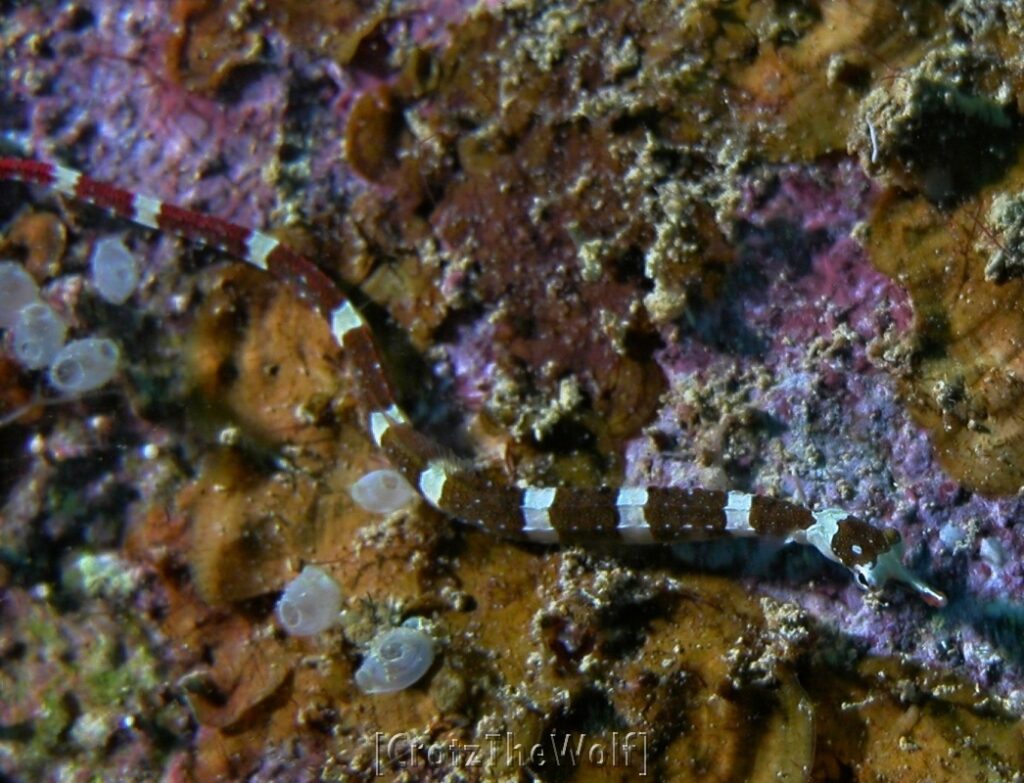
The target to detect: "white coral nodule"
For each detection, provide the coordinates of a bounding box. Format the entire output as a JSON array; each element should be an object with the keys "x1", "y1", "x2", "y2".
[
  {"x1": 48, "y1": 338, "x2": 120, "y2": 394},
  {"x1": 274, "y1": 565, "x2": 342, "y2": 636},
  {"x1": 354, "y1": 623, "x2": 435, "y2": 694},
  {"x1": 350, "y1": 468, "x2": 417, "y2": 514}
]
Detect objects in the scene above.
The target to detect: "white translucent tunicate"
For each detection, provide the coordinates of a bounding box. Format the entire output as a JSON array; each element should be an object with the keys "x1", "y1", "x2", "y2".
[
  {"x1": 354, "y1": 622, "x2": 435, "y2": 694},
  {"x1": 47, "y1": 338, "x2": 120, "y2": 394},
  {"x1": 0, "y1": 262, "x2": 40, "y2": 328},
  {"x1": 90, "y1": 236, "x2": 139, "y2": 305},
  {"x1": 275, "y1": 565, "x2": 343, "y2": 636},
  {"x1": 350, "y1": 469, "x2": 417, "y2": 514},
  {"x1": 11, "y1": 302, "x2": 67, "y2": 369},
  {"x1": 938, "y1": 523, "x2": 966, "y2": 550},
  {"x1": 979, "y1": 536, "x2": 1007, "y2": 569}
]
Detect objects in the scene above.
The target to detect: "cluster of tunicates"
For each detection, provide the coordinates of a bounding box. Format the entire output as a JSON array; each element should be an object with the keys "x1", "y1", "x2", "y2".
[
  {"x1": 273, "y1": 566, "x2": 436, "y2": 694},
  {"x1": 1, "y1": 237, "x2": 136, "y2": 394},
  {"x1": 1, "y1": 263, "x2": 66, "y2": 369}
]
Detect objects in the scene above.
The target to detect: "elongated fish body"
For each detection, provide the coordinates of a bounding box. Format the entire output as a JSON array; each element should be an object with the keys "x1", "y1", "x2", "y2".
[{"x1": 0, "y1": 157, "x2": 946, "y2": 607}]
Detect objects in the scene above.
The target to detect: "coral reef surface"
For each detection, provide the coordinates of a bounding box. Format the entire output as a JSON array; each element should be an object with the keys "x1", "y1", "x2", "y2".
[{"x1": 3, "y1": 0, "x2": 1024, "y2": 781}]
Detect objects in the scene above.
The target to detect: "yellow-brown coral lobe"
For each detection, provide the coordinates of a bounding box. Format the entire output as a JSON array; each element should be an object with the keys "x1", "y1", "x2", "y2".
[
  {"x1": 184, "y1": 449, "x2": 302, "y2": 604},
  {"x1": 185, "y1": 265, "x2": 346, "y2": 450},
  {"x1": 865, "y1": 185, "x2": 1024, "y2": 496},
  {"x1": 4, "y1": 210, "x2": 68, "y2": 281},
  {"x1": 167, "y1": 0, "x2": 398, "y2": 93},
  {"x1": 839, "y1": 2, "x2": 1024, "y2": 495},
  {"x1": 345, "y1": 86, "x2": 405, "y2": 184}
]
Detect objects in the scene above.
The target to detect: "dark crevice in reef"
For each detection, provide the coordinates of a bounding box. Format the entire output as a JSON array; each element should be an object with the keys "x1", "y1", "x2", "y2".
[{"x1": 894, "y1": 82, "x2": 1023, "y2": 208}]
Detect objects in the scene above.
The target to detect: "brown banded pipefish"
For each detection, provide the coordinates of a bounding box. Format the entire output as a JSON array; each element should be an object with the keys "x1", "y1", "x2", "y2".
[{"x1": 0, "y1": 156, "x2": 947, "y2": 608}]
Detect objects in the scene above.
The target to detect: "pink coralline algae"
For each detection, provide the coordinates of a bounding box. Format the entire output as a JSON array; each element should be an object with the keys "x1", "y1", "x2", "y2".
[
  {"x1": 4, "y1": 0, "x2": 1024, "y2": 781},
  {"x1": 621, "y1": 161, "x2": 998, "y2": 654}
]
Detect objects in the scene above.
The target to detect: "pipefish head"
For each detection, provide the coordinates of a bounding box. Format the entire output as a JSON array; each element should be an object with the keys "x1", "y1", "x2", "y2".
[{"x1": 850, "y1": 529, "x2": 947, "y2": 608}]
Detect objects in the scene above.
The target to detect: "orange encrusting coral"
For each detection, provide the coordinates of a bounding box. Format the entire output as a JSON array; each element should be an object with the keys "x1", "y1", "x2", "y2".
[{"x1": 167, "y1": 0, "x2": 399, "y2": 94}]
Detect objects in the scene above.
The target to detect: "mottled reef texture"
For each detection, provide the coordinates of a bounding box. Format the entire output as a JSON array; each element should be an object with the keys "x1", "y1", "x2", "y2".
[{"x1": 3, "y1": 0, "x2": 1024, "y2": 781}]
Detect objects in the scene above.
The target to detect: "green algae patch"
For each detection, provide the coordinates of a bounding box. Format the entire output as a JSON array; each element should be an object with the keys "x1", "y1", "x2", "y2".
[{"x1": 0, "y1": 588, "x2": 188, "y2": 779}]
